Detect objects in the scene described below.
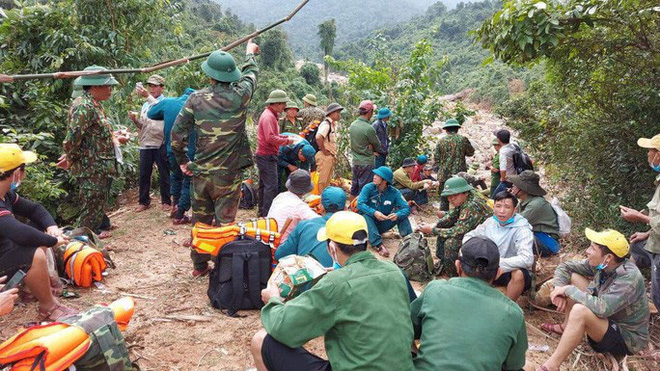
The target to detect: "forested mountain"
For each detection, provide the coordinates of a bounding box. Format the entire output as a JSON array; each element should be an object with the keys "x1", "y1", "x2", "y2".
[
  {"x1": 336, "y1": 0, "x2": 540, "y2": 104},
  {"x1": 213, "y1": 0, "x2": 460, "y2": 59}
]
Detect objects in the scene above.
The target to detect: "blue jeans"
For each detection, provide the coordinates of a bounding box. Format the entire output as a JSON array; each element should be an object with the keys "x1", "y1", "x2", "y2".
[
  {"x1": 631, "y1": 240, "x2": 660, "y2": 310},
  {"x1": 168, "y1": 152, "x2": 191, "y2": 218},
  {"x1": 363, "y1": 213, "x2": 413, "y2": 247},
  {"x1": 491, "y1": 181, "x2": 512, "y2": 199}
]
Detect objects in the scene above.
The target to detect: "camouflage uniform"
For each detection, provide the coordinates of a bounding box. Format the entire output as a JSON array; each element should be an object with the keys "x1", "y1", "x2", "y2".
[
  {"x1": 279, "y1": 117, "x2": 304, "y2": 134},
  {"x1": 171, "y1": 55, "x2": 258, "y2": 270},
  {"x1": 554, "y1": 258, "x2": 649, "y2": 354},
  {"x1": 433, "y1": 192, "x2": 490, "y2": 276},
  {"x1": 63, "y1": 92, "x2": 117, "y2": 233},
  {"x1": 298, "y1": 106, "x2": 325, "y2": 151},
  {"x1": 434, "y1": 133, "x2": 475, "y2": 210},
  {"x1": 62, "y1": 305, "x2": 132, "y2": 370}
]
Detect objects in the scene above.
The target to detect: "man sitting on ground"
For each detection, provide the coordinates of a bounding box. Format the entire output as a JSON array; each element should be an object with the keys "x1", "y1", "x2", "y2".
[
  {"x1": 411, "y1": 155, "x2": 428, "y2": 182},
  {"x1": 251, "y1": 211, "x2": 415, "y2": 371},
  {"x1": 418, "y1": 177, "x2": 491, "y2": 277},
  {"x1": 275, "y1": 187, "x2": 346, "y2": 267},
  {"x1": 411, "y1": 237, "x2": 528, "y2": 371},
  {"x1": 357, "y1": 166, "x2": 413, "y2": 258},
  {"x1": 393, "y1": 157, "x2": 431, "y2": 205},
  {"x1": 267, "y1": 169, "x2": 319, "y2": 243},
  {"x1": 538, "y1": 229, "x2": 649, "y2": 371},
  {"x1": 509, "y1": 170, "x2": 561, "y2": 256},
  {"x1": 463, "y1": 191, "x2": 534, "y2": 301}
]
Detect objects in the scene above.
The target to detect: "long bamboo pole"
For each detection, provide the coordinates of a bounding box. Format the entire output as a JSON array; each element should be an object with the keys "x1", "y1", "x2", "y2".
[{"x1": 0, "y1": 0, "x2": 310, "y2": 83}]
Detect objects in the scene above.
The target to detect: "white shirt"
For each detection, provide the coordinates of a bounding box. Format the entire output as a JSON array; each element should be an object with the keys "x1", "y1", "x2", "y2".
[{"x1": 267, "y1": 191, "x2": 319, "y2": 243}]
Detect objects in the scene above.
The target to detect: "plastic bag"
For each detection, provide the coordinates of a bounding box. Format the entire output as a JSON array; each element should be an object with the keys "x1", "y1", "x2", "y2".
[{"x1": 550, "y1": 197, "x2": 571, "y2": 237}]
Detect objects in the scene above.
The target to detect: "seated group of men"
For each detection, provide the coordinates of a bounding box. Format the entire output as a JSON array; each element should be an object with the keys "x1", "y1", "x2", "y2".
[{"x1": 256, "y1": 150, "x2": 651, "y2": 370}]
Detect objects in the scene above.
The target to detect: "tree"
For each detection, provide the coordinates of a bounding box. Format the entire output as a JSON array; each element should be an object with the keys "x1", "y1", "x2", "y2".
[
  {"x1": 476, "y1": 0, "x2": 660, "y2": 235},
  {"x1": 318, "y1": 19, "x2": 337, "y2": 84},
  {"x1": 300, "y1": 63, "x2": 321, "y2": 86}
]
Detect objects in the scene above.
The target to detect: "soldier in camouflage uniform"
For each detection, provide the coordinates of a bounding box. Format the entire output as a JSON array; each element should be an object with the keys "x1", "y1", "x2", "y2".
[
  {"x1": 279, "y1": 101, "x2": 303, "y2": 134},
  {"x1": 418, "y1": 177, "x2": 490, "y2": 277},
  {"x1": 298, "y1": 94, "x2": 325, "y2": 152},
  {"x1": 433, "y1": 118, "x2": 475, "y2": 211},
  {"x1": 63, "y1": 66, "x2": 121, "y2": 238},
  {"x1": 171, "y1": 40, "x2": 259, "y2": 277},
  {"x1": 539, "y1": 228, "x2": 649, "y2": 370}
]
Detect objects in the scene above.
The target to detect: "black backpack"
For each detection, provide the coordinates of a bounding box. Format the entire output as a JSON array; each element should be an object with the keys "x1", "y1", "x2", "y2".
[
  {"x1": 511, "y1": 144, "x2": 534, "y2": 174},
  {"x1": 239, "y1": 181, "x2": 257, "y2": 209},
  {"x1": 207, "y1": 237, "x2": 272, "y2": 317}
]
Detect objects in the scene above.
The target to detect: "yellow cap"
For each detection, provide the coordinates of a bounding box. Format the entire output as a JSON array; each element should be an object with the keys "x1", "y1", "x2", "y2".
[
  {"x1": 637, "y1": 134, "x2": 660, "y2": 150},
  {"x1": 317, "y1": 211, "x2": 369, "y2": 245},
  {"x1": 0, "y1": 143, "x2": 37, "y2": 173},
  {"x1": 585, "y1": 228, "x2": 629, "y2": 258}
]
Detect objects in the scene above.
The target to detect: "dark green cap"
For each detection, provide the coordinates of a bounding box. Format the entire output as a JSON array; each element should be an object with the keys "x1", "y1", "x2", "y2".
[{"x1": 202, "y1": 50, "x2": 241, "y2": 82}]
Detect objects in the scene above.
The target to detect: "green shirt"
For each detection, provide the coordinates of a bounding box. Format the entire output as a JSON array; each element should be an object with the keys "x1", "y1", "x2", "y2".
[
  {"x1": 519, "y1": 196, "x2": 560, "y2": 238},
  {"x1": 433, "y1": 133, "x2": 475, "y2": 184},
  {"x1": 261, "y1": 251, "x2": 414, "y2": 371},
  {"x1": 393, "y1": 167, "x2": 425, "y2": 191},
  {"x1": 349, "y1": 117, "x2": 382, "y2": 166},
  {"x1": 411, "y1": 278, "x2": 527, "y2": 371},
  {"x1": 491, "y1": 152, "x2": 501, "y2": 191},
  {"x1": 554, "y1": 259, "x2": 649, "y2": 353}
]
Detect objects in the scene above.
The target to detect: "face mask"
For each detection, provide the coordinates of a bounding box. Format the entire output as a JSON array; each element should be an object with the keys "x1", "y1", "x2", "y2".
[
  {"x1": 652, "y1": 153, "x2": 660, "y2": 173},
  {"x1": 596, "y1": 258, "x2": 610, "y2": 271},
  {"x1": 329, "y1": 242, "x2": 342, "y2": 269},
  {"x1": 493, "y1": 215, "x2": 515, "y2": 226},
  {"x1": 10, "y1": 173, "x2": 20, "y2": 192}
]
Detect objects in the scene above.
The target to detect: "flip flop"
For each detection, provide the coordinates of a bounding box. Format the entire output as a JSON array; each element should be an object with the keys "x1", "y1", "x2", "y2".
[
  {"x1": 540, "y1": 322, "x2": 564, "y2": 335},
  {"x1": 97, "y1": 231, "x2": 112, "y2": 239},
  {"x1": 38, "y1": 303, "x2": 79, "y2": 322}
]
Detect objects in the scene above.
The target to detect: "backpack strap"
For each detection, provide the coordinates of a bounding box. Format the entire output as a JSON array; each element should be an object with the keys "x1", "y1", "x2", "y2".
[
  {"x1": 231, "y1": 252, "x2": 247, "y2": 313},
  {"x1": 29, "y1": 352, "x2": 46, "y2": 371},
  {"x1": 246, "y1": 251, "x2": 263, "y2": 309}
]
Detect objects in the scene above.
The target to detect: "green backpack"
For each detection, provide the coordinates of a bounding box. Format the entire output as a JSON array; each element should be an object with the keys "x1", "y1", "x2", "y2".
[{"x1": 394, "y1": 233, "x2": 435, "y2": 282}]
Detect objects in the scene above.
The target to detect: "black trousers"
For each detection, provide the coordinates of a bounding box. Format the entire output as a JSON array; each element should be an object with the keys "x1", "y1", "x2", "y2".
[
  {"x1": 138, "y1": 145, "x2": 171, "y2": 206},
  {"x1": 255, "y1": 154, "x2": 279, "y2": 217}
]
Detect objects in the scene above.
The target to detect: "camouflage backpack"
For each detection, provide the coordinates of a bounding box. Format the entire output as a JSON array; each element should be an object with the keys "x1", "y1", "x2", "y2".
[
  {"x1": 62, "y1": 306, "x2": 133, "y2": 371},
  {"x1": 394, "y1": 233, "x2": 435, "y2": 282}
]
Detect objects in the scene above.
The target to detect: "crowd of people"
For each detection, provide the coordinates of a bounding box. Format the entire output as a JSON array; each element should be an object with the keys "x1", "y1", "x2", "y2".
[{"x1": 0, "y1": 39, "x2": 658, "y2": 371}]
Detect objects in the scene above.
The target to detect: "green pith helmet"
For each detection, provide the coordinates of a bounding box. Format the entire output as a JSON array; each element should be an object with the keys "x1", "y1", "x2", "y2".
[
  {"x1": 73, "y1": 66, "x2": 119, "y2": 86},
  {"x1": 71, "y1": 77, "x2": 83, "y2": 99},
  {"x1": 285, "y1": 101, "x2": 299, "y2": 110},
  {"x1": 440, "y1": 176, "x2": 473, "y2": 197},
  {"x1": 442, "y1": 118, "x2": 461, "y2": 129},
  {"x1": 302, "y1": 94, "x2": 318, "y2": 106},
  {"x1": 265, "y1": 89, "x2": 289, "y2": 104},
  {"x1": 202, "y1": 50, "x2": 241, "y2": 82}
]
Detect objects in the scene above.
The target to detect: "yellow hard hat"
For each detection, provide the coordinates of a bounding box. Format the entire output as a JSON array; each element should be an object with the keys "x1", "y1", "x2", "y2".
[
  {"x1": 317, "y1": 211, "x2": 369, "y2": 245},
  {"x1": 585, "y1": 228, "x2": 629, "y2": 258},
  {"x1": 637, "y1": 134, "x2": 660, "y2": 150},
  {"x1": 0, "y1": 143, "x2": 37, "y2": 173}
]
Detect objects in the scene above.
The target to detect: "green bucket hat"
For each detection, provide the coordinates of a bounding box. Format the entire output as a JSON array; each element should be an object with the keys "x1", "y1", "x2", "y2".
[
  {"x1": 73, "y1": 66, "x2": 119, "y2": 86},
  {"x1": 441, "y1": 176, "x2": 473, "y2": 197},
  {"x1": 202, "y1": 50, "x2": 241, "y2": 83},
  {"x1": 71, "y1": 77, "x2": 83, "y2": 99},
  {"x1": 442, "y1": 118, "x2": 461, "y2": 129},
  {"x1": 508, "y1": 170, "x2": 546, "y2": 197},
  {"x1": 285, "y1": 101, "x2": 299, "y2": 111},
  {"x1": 265, "y1": 90, "x2": 289, "y2": 105},
  {"x1": 302, "y1": 94, "x2": 318, "y2": 106}
]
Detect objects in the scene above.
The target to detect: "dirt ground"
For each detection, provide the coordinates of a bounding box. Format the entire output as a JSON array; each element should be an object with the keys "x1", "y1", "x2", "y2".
[{"x1": 1, "y1": 113, "x2": 659, "y2": 370}]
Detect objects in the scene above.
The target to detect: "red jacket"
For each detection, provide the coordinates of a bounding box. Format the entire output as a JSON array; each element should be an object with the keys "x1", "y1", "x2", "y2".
[
  {"x1": 256, "y1": 106, "x2": 290, "y2": 155},
  {"x1": 411, "y1": 164, "x2": 424, "y2": 182}
]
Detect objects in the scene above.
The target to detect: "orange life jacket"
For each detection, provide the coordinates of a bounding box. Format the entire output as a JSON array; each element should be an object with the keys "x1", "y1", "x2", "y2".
[
  {"x1": 192, "y1": 218, "x2": 281, "y2": 256},
  {"x1": 62, "y1": 241, "x2": 108, "y2": 288}
]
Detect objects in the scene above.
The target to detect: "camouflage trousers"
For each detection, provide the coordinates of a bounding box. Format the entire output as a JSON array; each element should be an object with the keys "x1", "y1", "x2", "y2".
[
  {"x1": 75, "y1": 175, "x2": 112, "y2": 233},
  {"x1": 190, "y1": 171, "x2": 242, "y2": 270},
  {"x1": 435, "y1": 235, "x2": 463, "y2": 277}
]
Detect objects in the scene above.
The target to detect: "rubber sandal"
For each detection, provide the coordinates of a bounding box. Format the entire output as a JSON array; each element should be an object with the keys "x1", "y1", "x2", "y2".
[
  {"x1": 173, "y1": 215, "x2": 191, "y2": 225},
  {"x1": 38, "y1": 303, "x2": 79, "y2": 322},
  {"x1": 373, "y1": 245, "x2": 390, "y2": 258},
  {"x1": 540, "y1": 322, "x2": 564, "y2": 335},
  {"x1": 192, "y1": 265, "x2": 211, "y2": 278}
]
